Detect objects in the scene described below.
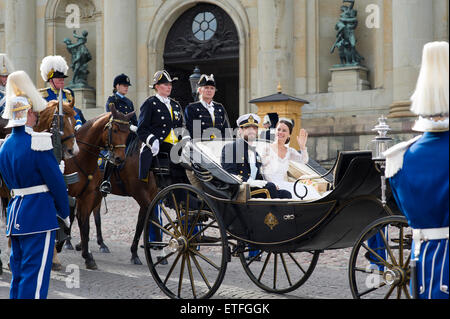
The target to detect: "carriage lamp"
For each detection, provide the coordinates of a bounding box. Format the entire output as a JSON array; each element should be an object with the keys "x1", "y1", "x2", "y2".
[
  {"x1": 189, "y1": 66, "x2": 201, "y2": 101},
  {"x1": 367, "y1": 115, "x2": 395, "y2": 205},
  {"x1": 368, "y1": 115, "x2": 394, "y2": 161}
]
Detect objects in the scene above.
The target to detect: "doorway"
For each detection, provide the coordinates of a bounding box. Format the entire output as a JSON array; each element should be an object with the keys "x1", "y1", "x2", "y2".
[{"x1": 163, "y1": 3, "x2": 240, "y2": 126}]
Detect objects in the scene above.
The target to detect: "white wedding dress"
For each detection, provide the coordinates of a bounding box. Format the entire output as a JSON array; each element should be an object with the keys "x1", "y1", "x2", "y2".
[{"x1": 260, "y1": 144, "x2": 321, "y2": 200}]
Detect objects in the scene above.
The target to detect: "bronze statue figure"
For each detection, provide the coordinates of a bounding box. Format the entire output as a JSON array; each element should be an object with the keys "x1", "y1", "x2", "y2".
[
  {"x1": 331, "y1": 0, "x2": 365, "y2": 67},
  {"x1": 64, "y1": 30, "x2": 93, "y2": 89}
]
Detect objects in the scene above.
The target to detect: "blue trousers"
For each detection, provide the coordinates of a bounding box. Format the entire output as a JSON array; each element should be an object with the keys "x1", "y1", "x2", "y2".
[
  {"x1": 149, "y1": 205, "x2": 163, "y2": 242},
  {"x1": 9, "y1": 231, "x2": 56, "y2": 299}
]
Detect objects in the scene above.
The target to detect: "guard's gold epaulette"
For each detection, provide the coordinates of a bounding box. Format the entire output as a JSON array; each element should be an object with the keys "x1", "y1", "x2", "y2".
[
  {"x1": 39, "y1": 87, "x2": 49, "y2": 99},
  {"x1": 63, "y1": 88, "x2": 73, "y2": 103}
]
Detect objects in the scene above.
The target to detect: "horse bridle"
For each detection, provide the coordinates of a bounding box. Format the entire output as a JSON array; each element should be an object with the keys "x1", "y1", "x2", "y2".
[{"x1": 104, "y1": 116, "x2": 129, "y2": 152}]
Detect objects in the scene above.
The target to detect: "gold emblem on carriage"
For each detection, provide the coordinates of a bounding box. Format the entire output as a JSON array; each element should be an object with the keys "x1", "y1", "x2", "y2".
[{"x1": 264, "y1": 212, "x2": 279, "y2": 230}]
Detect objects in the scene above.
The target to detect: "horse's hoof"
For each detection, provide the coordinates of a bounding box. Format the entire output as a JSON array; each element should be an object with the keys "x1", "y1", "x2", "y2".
[
  {"x1": 64, "y1": 242, "x2": 74, "y2": 250},
  {"x1": 85, "y1": 260, "x2": 98, "y2": 270},
  {"x1": 52, "y1": 262, "x2": 63, "y2": 271},
  {"x1": 75, "y1": 243, "x2": 82, "y2": 251},
  {"x1": 99, "y1": 245, "x2": 110, "y2": 254},
  {"x1": 130, "y1": 256, "x2": 142, "y2": 265}
]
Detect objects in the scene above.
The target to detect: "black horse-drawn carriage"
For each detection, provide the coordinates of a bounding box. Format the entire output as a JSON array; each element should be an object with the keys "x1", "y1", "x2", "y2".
[{"x1": 142, "y1": 137, "x2": 413, "y2": 299}]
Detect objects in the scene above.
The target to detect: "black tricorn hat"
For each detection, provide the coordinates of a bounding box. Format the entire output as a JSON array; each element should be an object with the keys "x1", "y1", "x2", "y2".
[
  {"x1": 150, "y1": 70, "x2": 178, "y2": 89},
  {"x1": 50, "y1": 70, "x2": 68, "y2": 80},
  {"x1": 113, "y1": 73, "x2": 132, "y2": 87},
  {"x1": 198, "y1": 74, "x2": 216, "y2": 87}
]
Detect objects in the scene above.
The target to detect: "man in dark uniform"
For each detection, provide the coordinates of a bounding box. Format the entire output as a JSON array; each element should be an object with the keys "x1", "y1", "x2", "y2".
[
  {"x1": 137, "y1": 70, "x2": 188, "y2": 182},
  {"x1": 137, "y1": 70, "x2": 189, "y2": 264},
  {"x1": 221, "y1": 113, "x2": 292, "y2": 199},
  {"x1": 99, "y1": 73, "x2": 137, "y2": 195},
  {"x1": 39, "y1": 55, "x2": 83, "y2": 130},
  {"x1": 184, "y1": 74, "x2": 231, "y2": 140}
]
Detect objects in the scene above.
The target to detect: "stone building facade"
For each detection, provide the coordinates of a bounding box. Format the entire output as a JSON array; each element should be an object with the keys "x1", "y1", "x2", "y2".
[{"x1": 0, "y1": 0, "x2": 448, "y2": 165}]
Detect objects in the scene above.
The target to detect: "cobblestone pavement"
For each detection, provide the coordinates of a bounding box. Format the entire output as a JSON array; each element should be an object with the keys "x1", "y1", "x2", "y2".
[{"x1": 0, "y1": 195, "x2": 355, "y2": 300}]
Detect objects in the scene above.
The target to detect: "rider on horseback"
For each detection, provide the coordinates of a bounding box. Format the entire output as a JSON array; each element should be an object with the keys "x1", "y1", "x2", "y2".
[{"x1": 100, "y1": 73, "x2": 138, "y2": 196}]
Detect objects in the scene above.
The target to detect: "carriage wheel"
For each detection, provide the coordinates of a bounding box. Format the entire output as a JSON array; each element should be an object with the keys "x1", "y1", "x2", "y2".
[
  {"x1": 239, "y1": 247, "x2": 320, "y2": 294},
  {"x1": 349, "y1": 215, "x2": 413, "y2": 299},
  {"x1": 144, "y1": 184, "x2": 228, "y2": 299}
]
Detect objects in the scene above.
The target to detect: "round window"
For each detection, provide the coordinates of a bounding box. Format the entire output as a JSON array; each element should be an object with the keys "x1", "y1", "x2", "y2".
[{"x1": 192, "y1": 12, "x2": 217, "y2": 41}]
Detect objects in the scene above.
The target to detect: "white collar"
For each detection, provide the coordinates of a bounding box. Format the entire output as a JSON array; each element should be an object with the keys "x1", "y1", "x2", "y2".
[
  {"x1": 412, "y1": 117, "x2": 449, "y2": 132},
  {"x1": 156, "y1": 94, "x2": 170, "y2": 104},
  {"x1": 201, "y1": 99, "x2": 214, "y2": 109}
]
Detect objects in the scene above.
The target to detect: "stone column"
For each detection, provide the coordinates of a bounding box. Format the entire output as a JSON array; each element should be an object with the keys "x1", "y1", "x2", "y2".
[
  {"x1": 103, "y1": 0, "x2": 137, "y2": 106},
  {"x1": 5, "y1": 0, "x2": 37, "y2": 81},
  {"x1": 257, "y1": 0, "x2": 295, "y2": 96},
  {"x1": 389, "y1": 0, "x2": 434, "y2": 118}
]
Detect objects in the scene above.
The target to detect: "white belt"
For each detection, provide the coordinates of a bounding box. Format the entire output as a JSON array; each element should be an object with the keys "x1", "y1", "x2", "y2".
[
  {"x1": 11, "y1": 185, "x2": 49, "y2": 198},
  {"x1": 413, "y1": 227, "x2": 449, "y2": 257}
]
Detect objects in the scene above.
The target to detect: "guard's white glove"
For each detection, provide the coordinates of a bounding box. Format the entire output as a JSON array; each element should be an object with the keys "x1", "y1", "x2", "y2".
[
  {"x1": 130, "y1": 125, "x2": 138, "y2": 133},
  {"x1": 59, "y1": 160, "x2": 65, "y2": 174},
  {"x1": 151, "y1": 139, "x2": 160, "y2": 156},
  {"x1": 247, "y1": 179, "x2": 268, "y2": 188}
]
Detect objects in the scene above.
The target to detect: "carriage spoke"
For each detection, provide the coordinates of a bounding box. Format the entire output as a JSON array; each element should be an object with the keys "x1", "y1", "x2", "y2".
[
  {"x1": 378, "y1": 228, "x2": 398, "y2": 267},
  {"x1": 150, "y1": 220, "x2": 177, "y2": 239},
  {"x1": 354, "y1": 266, "x2": 384, "y2": 275},
  {"x1": 384, "y1": 282, "x2": 396, "y2": 299},
  {"x1": 177, "y1": 253, "x2": 187, "y2": 298},
  {"x1": 357, "y1": 282, "x2": 386, "y2": 298},
  {"x1": 171, "y1": 192, "x2": 183, "y2": 230},
  {"x1": 184, "y1": 193, "x2": 190, "y2": 235},
  {"x1": 257, "y1": 252, "x2": 272, "y2": 282},
  {"x1": 190, "y1": 253, "x2": 212, "y2": 290},
  {"x1": 189, "y1": 219, "x2": 217, "y2": 242},
  {"x1": 288, "y1": 252, "x2": 306, "y2": 274},
  {"x1": 189, "y1": 248, "x2": 220, "y2": 270},
  {"x1": 154, "y1": 251, "x2": 176, "y2": 267},
  {"x1": 402, "y1": 285, "x2": 411, "y2": 299},
  {"x1": 273, "y1": 253, "x2": 278, "y2": 290},
  {"x1": 159, "y1": 204, "x2": 182, "y2": 237},
  {"x1": 280, "y1": 254, "x2": 293, "y2": 286},
  {"x1": 246, "y1": 251, "x2": 263, "y2": 266},
  {"x1": 186, "y1": 253, "x2": 197, "y2": 299},
  {"x1": 187, "y1": 201, "x2": 204, "y2": 238},
  {"x1": 399, "y1": 227, "x2": 404, "y2": 267},
  {"x1": 361, "y1": 242, "x2": 391, "y2": 268},
  {"x1": 163, "y1": 251, "x2": 182, "y2": 286}
]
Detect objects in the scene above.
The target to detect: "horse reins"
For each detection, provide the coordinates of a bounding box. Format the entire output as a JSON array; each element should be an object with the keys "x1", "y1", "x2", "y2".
[{"x1": 73, "y1": 116, "x2": 130, "y2": 198}]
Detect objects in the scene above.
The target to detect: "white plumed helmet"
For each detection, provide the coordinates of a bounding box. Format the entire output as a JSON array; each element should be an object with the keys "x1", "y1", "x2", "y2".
[
  {"x1": 2, "y1": 71, "x2": 47, "y2": 127},
  {"x1": 40, "y1": 55, "x2": 69, "y2": 82}
]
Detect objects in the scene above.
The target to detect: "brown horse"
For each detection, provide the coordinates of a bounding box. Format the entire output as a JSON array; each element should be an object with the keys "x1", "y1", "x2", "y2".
[
  {"x1": 76, "y1": 132, "x2": 159, "y2": 266},
  {"x1": 64, "y1": 105, "x2": 136, "y2": 269}
]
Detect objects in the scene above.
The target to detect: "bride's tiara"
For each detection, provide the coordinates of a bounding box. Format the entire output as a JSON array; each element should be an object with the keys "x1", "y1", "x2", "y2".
[{"x1": 278, "y1": 117, "x2": 294, "y2": 126}]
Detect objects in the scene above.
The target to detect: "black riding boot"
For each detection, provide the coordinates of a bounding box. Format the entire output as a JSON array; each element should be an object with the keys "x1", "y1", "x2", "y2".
[{"x1": 100, "y1": 161, "x2": 112, "y2": 196}]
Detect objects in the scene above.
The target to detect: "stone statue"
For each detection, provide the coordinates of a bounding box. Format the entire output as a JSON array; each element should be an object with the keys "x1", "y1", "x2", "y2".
[
  {"x1": 331, "y1": 0, "x2": 365, "y2": 67},
  {"x1": 64, "y1": 30, "x2": 93, "y2": 89}
]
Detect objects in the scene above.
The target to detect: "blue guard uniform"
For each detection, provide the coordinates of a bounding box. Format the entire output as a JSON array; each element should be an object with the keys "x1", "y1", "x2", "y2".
[
  {"x1": 385, "y1": 130, "x2": 449, "y2": 299},
  {"x1": 0, "y1": 127, "x2": 70, "y2": 299}
]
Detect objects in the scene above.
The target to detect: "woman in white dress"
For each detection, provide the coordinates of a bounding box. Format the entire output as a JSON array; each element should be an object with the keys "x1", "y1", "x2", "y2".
[{"x1": 260, "y1": 118, "x2": 321, "y2": 200}]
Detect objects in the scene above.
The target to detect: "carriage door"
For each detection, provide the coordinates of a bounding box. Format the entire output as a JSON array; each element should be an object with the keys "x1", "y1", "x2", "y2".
[{"x1": 163, "y1": 3, "x2": 240, "y2": 126}]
